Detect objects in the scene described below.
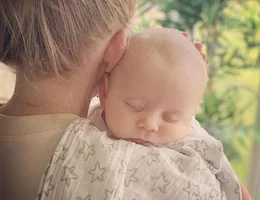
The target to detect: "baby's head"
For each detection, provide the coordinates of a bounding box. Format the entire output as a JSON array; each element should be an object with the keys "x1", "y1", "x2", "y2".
[{"x1": 99, "y1": 28, "x2": 207, "y2": 145}]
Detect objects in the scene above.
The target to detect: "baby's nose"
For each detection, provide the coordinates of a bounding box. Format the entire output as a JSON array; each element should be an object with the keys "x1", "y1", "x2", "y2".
[{"x1": 137, "y1": 115, "x2": 160, "y2": 132}]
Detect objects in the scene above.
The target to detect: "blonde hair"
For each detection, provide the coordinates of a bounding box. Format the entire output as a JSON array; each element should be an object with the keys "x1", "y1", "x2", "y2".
[{"x1": 0, "y1": 0, "x2": 137, "y2": 78}]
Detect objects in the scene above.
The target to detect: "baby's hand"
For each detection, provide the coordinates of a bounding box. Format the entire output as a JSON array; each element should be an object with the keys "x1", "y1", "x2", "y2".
[{"x1": 181, "y1": 32, "x2": 207, "y2": 62}]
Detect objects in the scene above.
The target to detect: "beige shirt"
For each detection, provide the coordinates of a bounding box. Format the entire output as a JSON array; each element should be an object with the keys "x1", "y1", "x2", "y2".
[{"x1": 0, "y1": 113, "x2": 79, "y2": 200}]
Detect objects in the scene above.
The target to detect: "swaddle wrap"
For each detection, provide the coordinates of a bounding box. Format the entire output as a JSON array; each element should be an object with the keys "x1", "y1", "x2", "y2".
[{"x1": 37, "y1": 118, "x2": 241, "y2": 200}]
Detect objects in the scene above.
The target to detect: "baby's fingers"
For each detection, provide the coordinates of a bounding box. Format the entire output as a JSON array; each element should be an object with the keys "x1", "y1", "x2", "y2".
[
  {"x1": 181, "y1": 32, "x2": 188, "y2": 38},
  {"x1": 194, "y1": 42, "x2": 207, "y2": 62}
]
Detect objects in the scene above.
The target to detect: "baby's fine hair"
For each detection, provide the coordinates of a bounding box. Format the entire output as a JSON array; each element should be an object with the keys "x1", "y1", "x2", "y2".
[{"x1": 0, "y1": 0, "x2": 137, "y2": 78}]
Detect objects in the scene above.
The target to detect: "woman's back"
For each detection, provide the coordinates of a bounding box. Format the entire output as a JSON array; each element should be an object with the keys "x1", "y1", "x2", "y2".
[{"x1": 0, "y1": 114, "x2": 78, "y2": 200}]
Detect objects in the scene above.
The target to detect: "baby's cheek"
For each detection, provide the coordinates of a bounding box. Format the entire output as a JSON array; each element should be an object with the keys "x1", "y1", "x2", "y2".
[
  {"x1": 105, "y1": 109, "x2": 130, "y2": 139},
  {"x1": 105, "y1": 109, "x2": 119, "y2": 134},
  {"x1": 165, "y1": 124, "x2": 190, "y2": 142},
  {"x1": 175, "y1": 123, "x2": 191, "y2": 140}
]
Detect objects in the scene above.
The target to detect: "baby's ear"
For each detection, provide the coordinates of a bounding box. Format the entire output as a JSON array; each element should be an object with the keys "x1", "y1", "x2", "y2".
[
  {"x1": 194, "y1": 105, "x2": 201, "y2": 115},
  {"x1": 99, "y1": 74, "x2": 109, "y2": 111},
  {"x1": 103, "y1": 29, "x2": 129, "y2": 73}
]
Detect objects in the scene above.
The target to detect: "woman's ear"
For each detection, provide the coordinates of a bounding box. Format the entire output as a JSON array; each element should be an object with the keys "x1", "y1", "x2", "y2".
[
  {"x1": 103, "y1": 29, "x2": 129, "y2": 73},
  {"x1": 99, "y1": 74, "x2": 109, "y2": 111}
]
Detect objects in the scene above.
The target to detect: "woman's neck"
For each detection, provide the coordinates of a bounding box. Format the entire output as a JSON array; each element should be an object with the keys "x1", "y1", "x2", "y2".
[
  {"x1": 0, "y1": 68, "x2": 98, "y2": 117},
  {"x1": 0, "y1": 32, "x2": 125, "y2": 117}
]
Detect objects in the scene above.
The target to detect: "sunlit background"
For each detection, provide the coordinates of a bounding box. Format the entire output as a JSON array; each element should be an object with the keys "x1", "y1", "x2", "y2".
[{"x1": 0, "y1": 0, "x2": 259, "y2": 199}]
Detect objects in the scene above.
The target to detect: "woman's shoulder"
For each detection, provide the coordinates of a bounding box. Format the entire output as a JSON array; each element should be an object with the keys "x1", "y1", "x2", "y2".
[
  {"x1": 0, "y1": 113, "x2": 80, "y2": 200},
  {"x1": 0, "y1": 111, "x2": 81, "y2": 139}
]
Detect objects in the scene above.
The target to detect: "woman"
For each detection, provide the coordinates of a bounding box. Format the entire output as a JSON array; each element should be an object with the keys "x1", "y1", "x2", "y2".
[{"x1": 0, "y1": 1, "x2": 251, "y2": 200}]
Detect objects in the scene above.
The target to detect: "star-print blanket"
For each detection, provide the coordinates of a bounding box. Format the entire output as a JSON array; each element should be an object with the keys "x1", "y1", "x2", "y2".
[{"x1": 36, "y1": 118, "x2": 241, "y2": 200}]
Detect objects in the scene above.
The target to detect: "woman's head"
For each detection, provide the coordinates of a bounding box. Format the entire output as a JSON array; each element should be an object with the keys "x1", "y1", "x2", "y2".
[{"x1": 0, "y1": 0, "x2": 137, "y2": 78}]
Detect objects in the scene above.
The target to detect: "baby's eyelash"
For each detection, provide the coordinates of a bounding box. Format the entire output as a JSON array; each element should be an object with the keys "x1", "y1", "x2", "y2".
[
  {"x1": 162, "y1": 115, "x2": 179, "y2": 123},
  {"x1": 125, "y1": 101, "x2": 144, "y2": 112}
]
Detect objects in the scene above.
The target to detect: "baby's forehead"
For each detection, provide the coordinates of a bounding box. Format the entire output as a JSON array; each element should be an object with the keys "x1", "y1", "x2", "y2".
[{"x1": 110, "y1": 28, "x2": 207, "y2": 86}]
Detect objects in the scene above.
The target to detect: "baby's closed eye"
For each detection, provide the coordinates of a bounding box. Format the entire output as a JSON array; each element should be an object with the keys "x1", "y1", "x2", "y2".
[
  {"x1": 162, "y1": 114, "x2": 180, "y2": 123},
  {"x1": 125, "y1": 101, "x2": 144, "y2": 112}
]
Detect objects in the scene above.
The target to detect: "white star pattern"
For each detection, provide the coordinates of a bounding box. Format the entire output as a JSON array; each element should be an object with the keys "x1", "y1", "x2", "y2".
[
  {"x1": 53, "y1": 145, "x2": 67, "y2": 163},
  {"x1": 151, "y1": 172, "x2": 171, "y2": 194},
  {"x1": 170, "y1": 156, "x2": 183, "y2": 172},
  {"x1": 216, "y1": 172, "x2": 229, "y2": 183},
  {"x1": 77, "y1": 195, "x2": 91, "y2": 200},
  {"x1": 209, "y1": 192, "x2": 219, "y2": 200},
  {"x1": 103, "y1": 189, "x2": 120, "y2": 200},
  {"x1": 221, "y1": 190, "x2": 227, "y2": 199},
  {"x1": 43, "y1": 175, "x2": 54, "y2": 197},
  {"x1": 70, "y1": 120, "x2": 85, "y2": 134},
  {"x1": 194, "y1": 140, "x2": 210, "y2": 156},
  {"x1": 177, "y1": 141, "x2": 185, "y2": 147},
  {"x1": 78, "y1": 141, "x2": 95, "y2": 161},
  {"x1": 142, "y1": 152, "x2": 160, "y2": 166},
  {"x1": 102, "y1": 143, "x2": 114, "y2": 152},
  {"x1": 118, "y1": 160, "x2": 127, "y2": 174},
  {"x1": 88, "y1": 162, "x2": 106, "y2": 183},
  {"x1": 43, "y1": 164, "x2": 51, "y2": 177},
  {"x1": 182, "y1": 182, "x2": 200, "y2": 200},
  {"x1": 61, "y1": 166, "x2": 78, "y2": 186},
  {"x1": 234, "y1": 183, "x2": 242, "y2": 198},
  {"x1": 180, "y1": 148, "x2": 194, "y2": 157},
  {"x1": 124, "y1": 167, "x2": 139, "y2": 187},
  {"x1": 118, "y1": 160, "x2": 139, "y2": 187}
]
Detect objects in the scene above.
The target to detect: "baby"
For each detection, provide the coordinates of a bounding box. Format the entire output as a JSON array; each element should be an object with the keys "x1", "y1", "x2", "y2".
[
  {"x1": 90, "y1": 28, "x2": 206, "y2": 145},
  {"x1": 37, "y1": 28, "x2": 242, "y2": 200},
  {"x1": 88, "y1": 28, "x2": 242, "y2": 199}
]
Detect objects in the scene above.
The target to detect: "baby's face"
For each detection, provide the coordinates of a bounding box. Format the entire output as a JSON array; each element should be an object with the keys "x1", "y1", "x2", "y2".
[{"x1": 100, "y1": 29, "x2": 207, "y2": 145}]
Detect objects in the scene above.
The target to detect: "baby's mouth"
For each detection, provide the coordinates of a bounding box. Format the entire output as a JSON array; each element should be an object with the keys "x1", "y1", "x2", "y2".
[{"x1": 128, "y1": 138, "x2": 152, "y2": 144}]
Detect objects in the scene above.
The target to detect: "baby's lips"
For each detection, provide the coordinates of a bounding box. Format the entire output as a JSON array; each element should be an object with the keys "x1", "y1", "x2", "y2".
[{"x1": 128, "y1": 138, "x2": 151, "y2": 144}]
